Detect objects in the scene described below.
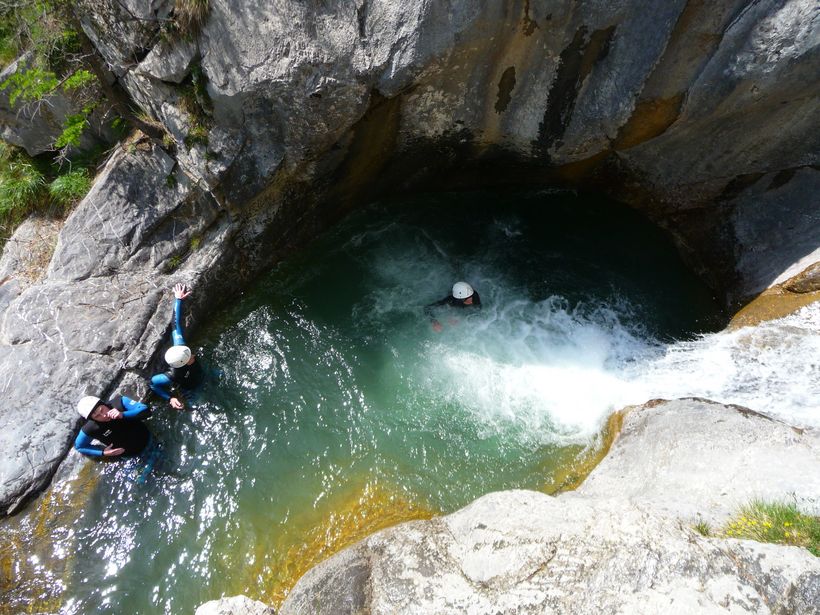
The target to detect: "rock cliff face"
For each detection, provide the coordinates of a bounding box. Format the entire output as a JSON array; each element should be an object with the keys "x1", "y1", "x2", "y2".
[
  {"x1": 278, "y1": 400, "x2": 820, "y2": 615},
  {"x1": 0, "y1": 0, "x2": 818, "y2": 516}
]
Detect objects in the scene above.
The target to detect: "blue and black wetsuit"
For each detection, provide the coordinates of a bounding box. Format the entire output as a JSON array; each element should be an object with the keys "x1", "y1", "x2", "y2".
[
  {"x1": 74, "y1": 396, "x2": 152, "y2": 457},
  {"x1": 424, "y1": 291, "x2": 482, "y2": 319},
  {"x1": 150, "y1": 296, "x2": 203, "y2": 402}
]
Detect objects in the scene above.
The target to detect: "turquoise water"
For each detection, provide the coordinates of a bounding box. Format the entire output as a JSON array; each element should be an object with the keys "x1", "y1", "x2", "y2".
[{"x1": 2, "y1": 190, "x2": 724, "y2": 613}]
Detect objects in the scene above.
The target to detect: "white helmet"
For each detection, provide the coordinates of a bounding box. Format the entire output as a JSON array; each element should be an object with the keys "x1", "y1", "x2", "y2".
[
  {"x1": 165, "y1": 345, "x2": 192, "y2": 368},
  {"x1": 77, "y1": 395, "x2": 101, "y2": 419},
  {"x1": 452, "y1": 281, "x2": 474, "y2": 300}
]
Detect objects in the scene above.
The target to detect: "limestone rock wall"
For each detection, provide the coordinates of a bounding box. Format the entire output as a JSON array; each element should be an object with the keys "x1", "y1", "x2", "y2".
[
  {"x1": 1, "y1": 0, "x2": 818, "y2": 515},
  {"x1": 77, "y1": 0, "x2": 819, "y2": 295},
  {"x1": 0, "y1": 142, "x2": 234, "y2": 513}
]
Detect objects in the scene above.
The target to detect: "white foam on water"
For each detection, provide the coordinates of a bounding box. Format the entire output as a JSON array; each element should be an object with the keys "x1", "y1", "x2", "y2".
[
  {"x1": 414, "y1": 295, "x2": 656, "y2": 445},
  {"x1": 638, "y1": 302, "x2": 820, "y2": 427},
  {"x1": 415, "y1": 297, "x2": 820, "y2": 444},
  {"x1": 354, "y1": 214, "x2": 820, "y2": 445}
]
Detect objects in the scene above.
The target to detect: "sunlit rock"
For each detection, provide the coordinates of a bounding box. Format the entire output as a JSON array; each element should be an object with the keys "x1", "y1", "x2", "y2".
[{"x1": 280, "y1": 399, "x2": 820, "y2": 614}]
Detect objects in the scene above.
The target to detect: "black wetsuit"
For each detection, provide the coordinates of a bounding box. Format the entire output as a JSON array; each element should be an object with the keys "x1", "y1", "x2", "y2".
[
  {"x1": 164, "y1": 361, "x2": 203, "y2": 392},
  {"x1": 74, "y1": 396, "x2": 152, "y2": 457},
  {"x1": 424, "y1": 291, "x2": 482, "y2": 318},
  {"x1": 150, "y1": 297, "x2": 203, "y2": 401}
]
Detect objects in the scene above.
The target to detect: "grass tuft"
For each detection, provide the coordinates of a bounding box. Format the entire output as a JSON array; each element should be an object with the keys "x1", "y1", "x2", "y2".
[
  {"x1": 693, "y1": 520, "x2": 711, "y2": 537},
  {"x1": 723, "y1": 500, "x2": 820, "y2": 556},
  {"x1": 48, "y1": 168, "x2": 91, "y2": 208},
  {"x1": 0, "y1": 159, "x2": 46, "y2": 216},
  {"x1": 174, "y1": 0, "x2": 210, "y2": 38}
]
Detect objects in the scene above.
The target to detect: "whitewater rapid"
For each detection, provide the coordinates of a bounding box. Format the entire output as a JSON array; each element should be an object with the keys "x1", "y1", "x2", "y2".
[{"x1": 416, "y1": 297, "x2": 820, "y2": 443}]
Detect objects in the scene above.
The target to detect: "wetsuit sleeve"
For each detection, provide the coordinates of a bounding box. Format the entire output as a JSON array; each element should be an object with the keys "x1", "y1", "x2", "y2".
[
  {"x1": 74, "y1": 431, "x2": 104, "y2": 457},
  {"x1": 424, "y1": 296, "x2": 451, "y2": 318},
  {"x1": 150, "y1": 373, "x2": 174, "y2": 400},
  {"x1": 172, "y1": 298, "x2": 186, "y2": 346},
  {"x1": 121, "y1": 396, "x2": 152, "y2": 419}
]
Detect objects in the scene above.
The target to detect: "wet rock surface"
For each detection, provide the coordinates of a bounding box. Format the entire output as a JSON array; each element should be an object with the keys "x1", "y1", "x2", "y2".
[
  {"x1": 280, "y1": 400, "x2": 820, "y2": 615},
  {"x1": 0, "y1": 143, "x2": 234, "y2": 514},
  {"x1": 195, "y1": 595, "x2": 275, "y2": 615}
]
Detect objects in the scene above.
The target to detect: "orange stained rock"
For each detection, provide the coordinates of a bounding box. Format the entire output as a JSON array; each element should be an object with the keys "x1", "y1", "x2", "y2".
[
  {"x1": 730, "y1": 288, "x2": 820, "y2": 330},
  {"x1": 542, "y1": 409, "x2": 627, "y2": 494},
  {"x1": 259, "y1": 479, "x2": 437, "y2": 607}
]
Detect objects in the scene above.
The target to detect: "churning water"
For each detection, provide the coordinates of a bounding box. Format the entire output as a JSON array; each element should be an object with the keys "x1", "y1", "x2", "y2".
[{"x1": 2, "y1": 190, "x2": 818, "y2": 613}]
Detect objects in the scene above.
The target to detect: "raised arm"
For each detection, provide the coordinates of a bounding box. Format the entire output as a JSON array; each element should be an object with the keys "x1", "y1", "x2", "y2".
[{"x1": 171, "y1": 283, "x2": 192, "y2": 346}]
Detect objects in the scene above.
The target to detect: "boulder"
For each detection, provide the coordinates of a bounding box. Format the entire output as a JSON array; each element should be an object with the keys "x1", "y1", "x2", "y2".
[
  {"x1": 279, "y1": 399, "x2": 820, "y2": 614},
  {"x1": 577, "y1": 398, "x2": 820, "y2": 525},
  {"x1": 195, "y1": 595, "x2": 275, "y2": 615}
]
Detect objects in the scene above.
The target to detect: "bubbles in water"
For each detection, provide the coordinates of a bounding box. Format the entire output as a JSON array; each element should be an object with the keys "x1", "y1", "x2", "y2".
[{"x1": 638, "y1": 303, "x2": 820, "y2": 426}]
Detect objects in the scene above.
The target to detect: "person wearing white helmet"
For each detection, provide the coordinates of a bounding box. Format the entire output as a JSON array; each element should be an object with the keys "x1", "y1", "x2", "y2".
[
  {"x1": 424, "y1": 281, "x2": 482, "y2": 332},
  {"x1": 150, "y1": 283, "x2": 203, "y2": 409},
  {"x1": 74, "y1": 394, "x2": 152, "y2": 458}
]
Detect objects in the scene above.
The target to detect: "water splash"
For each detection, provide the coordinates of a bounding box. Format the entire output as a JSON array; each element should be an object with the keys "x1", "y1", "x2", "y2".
[{"x1": 639, "y1": 303, "x2": 820, "y2": 426}]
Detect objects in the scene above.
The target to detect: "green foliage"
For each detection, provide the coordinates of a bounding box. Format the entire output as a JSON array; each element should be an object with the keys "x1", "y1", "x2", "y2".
[
  {"x1": 189, "y1": 235, "x2": 201, "y2": 251},
  {"x1": 724, "y1": 500, "x2": 820, "y2": 556},
  {"x1": 189, "y1": 62, "x2": 212, "y2": 115},
  {"x1": 167, "y1": 254, "x2": 182, "y2": 271},
  {"x1": 108, "y1": 116, "x2": 130, "y2": 143},
  {"x1": 184, "y1": 124, "x2": 208, "y2": 148},
  {"x1": 0, "y1": 158, "x2": 46, "y2": 216},
  {"x1": 61, "y1": 68, "x2": 94, "y2": 91},
  {"x1": 39, "y1": 26, "x2": 81, "y2": 74},
  {"x1": 162, "y1": 131, "x2": 175, "y2": 150},
  {"x1": 1, "y1": 66, "x2": 58, "y2": 105},
  {"x1": 178, "y1": 63, "x2": 213, "y2": 150},
  {"x1": 693, "y1": 520, "x2": 711, "y2": 537},
  {"x1": 54, "y1": 112, "x2": 85, "y2": 148},
  {"x1": 0, "y1": 143, "x2": 96, "y2": 247},
  {"x1": 0, "y1": 2, "x2": 78, "y2": 71},
  {"x1": 0, "y1": 3, "x2": 106, "y2": 154},
  {"x1": 53, "y1": 103, "x2": 94, "y2": 148},
  {"x1": 0, "y1": 21, "x2": 19, "y2": 66},
  {"x1": 48, "y1": 168, "x2": 90, "y2": 207}
]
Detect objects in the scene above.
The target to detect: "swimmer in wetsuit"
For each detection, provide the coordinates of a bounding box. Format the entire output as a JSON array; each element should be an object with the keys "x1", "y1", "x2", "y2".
[
  {"x1": 74, "y1": 395, "x2": 153, "y2": 458},
  {"x1": 150, "y1": 283, "x2": 203, "y2": 410},
  {"x1": 424, "y1": 281, "x2": 482, "y2": 332}
]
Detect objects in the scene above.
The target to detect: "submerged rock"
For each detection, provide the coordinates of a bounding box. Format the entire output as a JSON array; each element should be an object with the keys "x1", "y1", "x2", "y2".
[
  {"x1": 279, "y1": 399, "x2": 820, "y2": 614},
  {"x1": 195, "y1": 595, "x2": 275, "y2": 615}
]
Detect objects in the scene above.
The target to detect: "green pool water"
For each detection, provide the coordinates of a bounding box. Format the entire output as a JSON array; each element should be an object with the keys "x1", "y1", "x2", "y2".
[{"x1": 1, "y1": 189, "x2": 722, "y2": 613}]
